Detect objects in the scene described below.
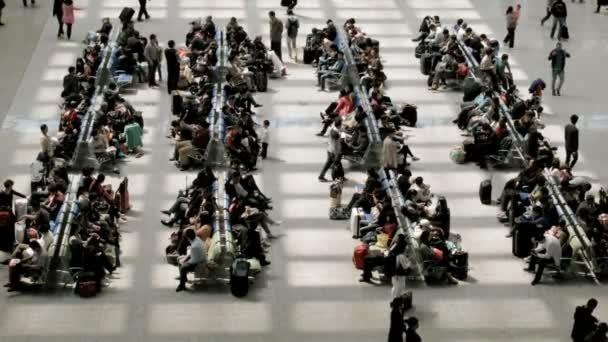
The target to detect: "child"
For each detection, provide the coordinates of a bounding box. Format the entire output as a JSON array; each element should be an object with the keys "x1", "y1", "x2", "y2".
[{"x1": 259, "y1": 120, "x2": 270, "y2": 159}]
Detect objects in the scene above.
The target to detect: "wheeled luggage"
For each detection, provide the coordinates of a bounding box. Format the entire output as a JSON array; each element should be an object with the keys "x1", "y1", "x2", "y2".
[
  {"x1": 512, "y1": 229, "x2": 531, "y2": 258},
  {"x1": 119, "y1": 7, "x2": 135, "y2": 23},
  {"x1": 401, "y1": 104, "x2": 417, "y2": 127},
  {"x1": 230, "y1": 257, "x2": 250, "y2": 297},
  {"x1": 479, "y1": 179, "x2": 492, "y2": 205},
  {"x1": 352, "y1": 243, "x2": 367, "y2": 270},
  {"x1": 303, "y1": 47, "x2": 314, "y2": 64},
  {"x1": 171, "y1": 94, "x2": 183, "y2": 115},
  {"x1": 350, "y1": 208, "x2": 364, "y2": 238},
  {"x1": 559, "y1": 25, "x2": 570, "y2": 40},
  {"x1": 255, "y1": 71, "x2": 268, "y2": 92},
  {"x1": 449, "y1": 251, "x2": 468, "y2": 280},
  {"x1": 419, "y1": 53, "x2": 432, "y2": 75},
  {"x1": 30, "y1": 161, "x2": 47, "y2": 193}
]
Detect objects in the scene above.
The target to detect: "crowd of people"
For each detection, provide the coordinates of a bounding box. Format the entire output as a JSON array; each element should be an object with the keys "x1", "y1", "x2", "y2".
[
  {"x1": 162, "y1": 20, "x2": 278, "y2": 293},
  {"x1": 0, "y1": 17, "x2": 145, "y2": 294}
]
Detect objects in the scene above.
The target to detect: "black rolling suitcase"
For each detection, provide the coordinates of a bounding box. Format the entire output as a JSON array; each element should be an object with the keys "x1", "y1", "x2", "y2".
[
  {"x1": 559, "y1": 25, "x2": 570, "y2": 40},
  {"x1": 479, "y1": 179, "x2": 492, "y2": 205},
  {"x1": 230, "y1": 258, "x2": 250, "y2": 297},
  {"x1": 303, "y1": 47, "x2": 314, "y2": 64},
  {"x1": 449, "y1": 252, "x2": 468, "y2": 280},
  {"x1": 255, "y1": 71, "x2": 268, "y2": 92},
  {"x1": 119, "y1": 7, "x2": 135, "y2": 23},
  {"x1": 401, "y1": 104, "x2": 418, "y2": 127},
  {"x1": 512, "y1": 229, "x2": 531, "y2": 258},
  {"x1": 171, "y1": 94, "x2": 183, "y2": 115},
  {"x1": 420, "y1": 53, "x2": 432, "y2": 75}
]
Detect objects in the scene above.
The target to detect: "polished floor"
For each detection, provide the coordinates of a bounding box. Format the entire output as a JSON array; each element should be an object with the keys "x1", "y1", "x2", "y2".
[{"x1": 1, "y1": 0, "x2": 608, "y2": 341}]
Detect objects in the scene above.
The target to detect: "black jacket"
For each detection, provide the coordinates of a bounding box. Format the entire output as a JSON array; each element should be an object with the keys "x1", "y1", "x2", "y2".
[
  {"x1": 552, "y1": 1, "x2": 568, "y2": 17},
  {"x1": 565, "y1": 123, "x2": 579, "y2": 151},
  {"x1": 571, "y1": 305, "x2": 598, "y2": 340}
]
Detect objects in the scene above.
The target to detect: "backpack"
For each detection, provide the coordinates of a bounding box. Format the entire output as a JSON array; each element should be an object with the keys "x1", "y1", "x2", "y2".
[{"x1": 287, "y1": 18, "x2": 299, "y2": 38}]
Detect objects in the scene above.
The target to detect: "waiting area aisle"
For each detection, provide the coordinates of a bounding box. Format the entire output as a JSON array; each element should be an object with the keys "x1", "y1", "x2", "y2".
[{"x1": 1, "y1": 0, "x2": 608, "y2": 341}]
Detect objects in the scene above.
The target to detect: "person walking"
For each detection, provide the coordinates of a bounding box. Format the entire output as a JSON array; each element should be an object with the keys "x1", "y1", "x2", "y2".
[
  {"x1": 548, "y1": 42, "x2": 570, "y2": 96},
  {"x1": 144, "y1": 34, "x2": 162, "y2": 88},
  {"x1": 268, "y1": 11, "x2": 284, "y2": 61},
  {"x1": 550, "y1": 0, "x2": 567, "y2": 40},
  {"x1": 405, "y1": 317, "x2": 422, "y2": 342},
  {"x1": 137, "y1": 0, "x2": 150, "y2": 22},
  {"x1": 52, "y1": 0, "x2": 64, "y2": 38},
  {"x1": 281, "y1": 0, "x2": 297, "y2": 13},
  {"x1": 388, "y1": 297, "x2": 405, "y2": 342},
  {"x1": 565, "y1": 114, "x2": 579, "y2": 169},
  {"x1": 571, "y1": 298, "x2": 599, "y2": 342},
  {"x1": 0, "y1": 0, "x2": 5, "y2": 26},
  {"x1": 504, "y1": 6, "x2": 518, "y2": 48},
  {"x1": 541, "y1": 0, "x2": 556, "y2": 25},
  {"x1": 164, "y1": 40, "x2": 179, "y2": 95},
  {"x1": 62, "y1": 0, "x2": 76, "y2": 40},
  {"x1": 318, "y1": 121, "x2": 342, "y2": 182},
  {"x1": 285, "y1": 9, "x2": 299, "y2": 62}
]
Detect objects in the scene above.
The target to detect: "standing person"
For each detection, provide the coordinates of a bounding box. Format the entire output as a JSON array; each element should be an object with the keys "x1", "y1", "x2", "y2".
[
  {"x1": 137, "y1": 0, "x2": 150, "y2": 22},
  {"x1": 259, "y1": 120, "x2": 270, "y2": 160},
  {"x1": 268, "y1": 11, "x2": 284, "y2": 62},
  {"x1": 571, "y1": 298, "x2": 599, "y2": 342},
  {"x1": 53, "y1": 0, "x2": 64, "y2": 37},
  {"x1": 285, "y1": 9, "x2": 299, "y2": 62},
  {"x1": 504, "y1": 6, "x2": 517, "y2": 49},
  {"x1": 388, "y1": 297, "x2": 405, "y2": 342},
  {"x1": 548, "y1": 42, "x2": 570, "y2": 96},
  {"x1": 0, "y1": 0, "x2": 5, "y2": 26},
  {"x1": 144, "y1": 34, "x2": 162, "y2": 88},
  {"x1": 0, "y1": 180, "x2": 27, "y2": 254},
  {"x1": 382, "y1": 129, "x2": 399, "y2": 171},
  {"x1": 550, "y1": 0, "x2": 567, "y2": 40},
  {"x1": 565, "y1": 114, "x2": 579, "y2": 169},
  {"x1": 404, "y1": 317, "x2": 422, "y2": 342},
  {"x1": 541, "y1": 0, "x2": 556, "y2": 25},
  {"x1": 318, "y1": 121, "x2": 342, "y2": 182},
  {"x1": 62, "y1": 0, "x2": 76, "y2": 40},
  {"x1": 164, "y1": 40, "x2": 179, "y2": 95}
]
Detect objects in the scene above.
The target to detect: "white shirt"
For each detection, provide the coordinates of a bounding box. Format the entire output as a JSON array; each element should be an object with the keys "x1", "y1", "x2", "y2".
[
  {"x1": 535, "y1": 234, "x2": 562, "y2": 266},
  {"x1": 258, "y1": 127, "x2": 270, "y2": 144},
  {"x1": 184, "y1": 237, "x2": 207, "y2": 267}
]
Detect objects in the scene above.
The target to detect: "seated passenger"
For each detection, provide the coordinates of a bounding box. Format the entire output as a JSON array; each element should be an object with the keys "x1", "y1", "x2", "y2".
[
  {"x1": 526, "y1": 232, "x2": 561, "y2": 285},
  {"x1": 175, "y1": 228, "x2": 206, "y2": 292},
  {"x1": 318, "y1": 52, "x2": 344, "y2": 91},
  {"x1": 5, "y1": 240, "x2": 47, "y2": 292}
]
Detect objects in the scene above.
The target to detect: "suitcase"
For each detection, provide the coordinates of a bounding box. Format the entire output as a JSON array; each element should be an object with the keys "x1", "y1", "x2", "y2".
[
  {"x1": 303, "y1": 47, "x2": 314, "y2": 64},
  {"x1": 14, "y1": 199, "x2": 28, "y2": 220},
  {"x1": 352, "y1": 243, "x2": 367, "y2": 270},
  {"x1": 420, "y1": 53, "x2": 432, "y2": 75},
  {"x1": 401, "y1": 291, "x2": 413, "y2": 311},
  {"x1": 171, "y1": 94, "x2": 183, "y2": 115},
  {"x1": 449, "y1": 252, "x2": 468, "y2": 280},
  {"x1": 559, "y1": 25, "x2": 569, "y2": 40},
  {"x1": 30, "y1": 161, "x2": 47, "y2": 193},
  {"x1": 350, "y1": 208, "x2": 364, "y2": 238},
  {"x1": 331, "y1": 160, "x2": 344, "y2": 180},
  {"x1": 512, "y1": 229, "x2": 531, "y2": 258},
  {"x1": 119, "y1": 7, "x2": 135, "y2": 23},
  {"x1": 255, "y1": 71, "x2": 267, "y2": 92},
  {"x1": 479, "y1": 179, "x2": 492, "y2": 205},
  {"x1": 401, "y1": 104, "x2": 417, "y2": 127},
  {"x1": 230, "y1": 258, "x2": 250, "y2": 297}
]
